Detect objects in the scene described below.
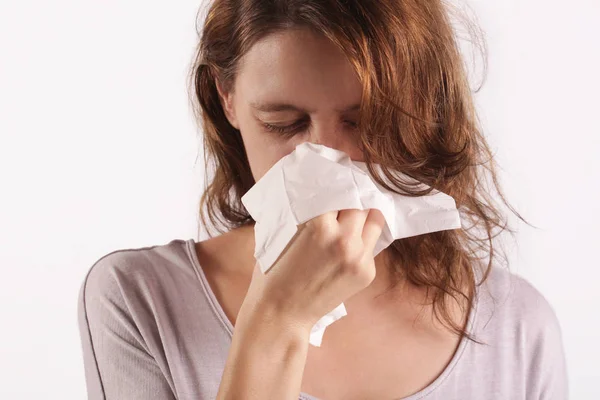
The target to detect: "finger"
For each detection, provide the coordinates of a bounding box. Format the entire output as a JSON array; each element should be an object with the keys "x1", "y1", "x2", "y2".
[
  {"x1": 305, "y1": 209, "x2": 339, "y2": 231},
  {"x1": 362, "y1": 208, "x2": 386, "y2": 251},
  {"x1": 337, "y1": 208, "x2": 370, "y2": 237}
]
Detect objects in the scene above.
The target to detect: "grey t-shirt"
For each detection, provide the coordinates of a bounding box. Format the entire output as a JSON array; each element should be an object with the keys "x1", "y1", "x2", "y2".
[{"x1": 77, "y1": 238, "x2": 568, "y2": 399}]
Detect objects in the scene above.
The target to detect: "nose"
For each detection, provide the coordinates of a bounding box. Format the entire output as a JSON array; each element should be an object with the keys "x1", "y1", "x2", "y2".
[{"x1": 308, "y1": 124, "x2": 363, "y2": 162}]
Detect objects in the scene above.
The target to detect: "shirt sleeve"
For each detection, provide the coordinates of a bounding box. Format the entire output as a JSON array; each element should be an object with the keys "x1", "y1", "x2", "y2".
[
  {"x1": 77, "y1": 255, "x2": 177, "y2": 400},
  {"x1": 536, "y1": 306, "x2": 569, "y2": 399},
  {"x1": 520, "y1": 279, "x2": 569, "y2": 400}
]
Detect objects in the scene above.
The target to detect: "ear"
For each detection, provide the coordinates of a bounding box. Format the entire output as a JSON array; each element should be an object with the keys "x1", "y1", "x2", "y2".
[{"x1": 215, "y1": 79, "x2": 240, "y2": 130}]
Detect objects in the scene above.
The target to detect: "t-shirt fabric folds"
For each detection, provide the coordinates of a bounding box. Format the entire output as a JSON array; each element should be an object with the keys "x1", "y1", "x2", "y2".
[{"x1": 77, "y1": 238, "x2": 568, "y2": 399}]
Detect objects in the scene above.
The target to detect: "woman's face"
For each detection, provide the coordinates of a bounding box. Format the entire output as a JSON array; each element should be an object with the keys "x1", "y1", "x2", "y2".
[{"x1": 216, "y1": 27, "x2": 364, "y2": 182}]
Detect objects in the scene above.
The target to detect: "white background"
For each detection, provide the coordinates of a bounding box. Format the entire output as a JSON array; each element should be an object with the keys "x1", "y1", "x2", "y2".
[{"x1": 0, "y1": 0, "x2": 598, "y2": 398}]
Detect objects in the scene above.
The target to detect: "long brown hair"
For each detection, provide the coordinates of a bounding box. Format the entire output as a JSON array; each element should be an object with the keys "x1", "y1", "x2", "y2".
[{"x1": 187, "y1": 0, "x2": 528, "y2": 338}]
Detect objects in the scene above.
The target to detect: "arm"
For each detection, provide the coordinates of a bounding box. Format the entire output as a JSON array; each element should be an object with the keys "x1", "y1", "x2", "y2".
[
  {"x1": 77, "y1": 257, "x2": 176, "y2": 400},
  {"x1": 216, "y1": 296, "x2": 312, "y2": 400}
]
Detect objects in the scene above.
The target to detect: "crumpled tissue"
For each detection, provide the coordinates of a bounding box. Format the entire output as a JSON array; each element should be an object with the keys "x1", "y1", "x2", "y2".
[{"x1": 240, "y1": 142, "x2": 461, "y2": 347}]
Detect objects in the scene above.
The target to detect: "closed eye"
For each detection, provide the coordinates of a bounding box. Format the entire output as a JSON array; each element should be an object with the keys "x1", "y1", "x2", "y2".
[
  {"x1": 262, "y1": 119, "x2": 358, "y2": 137},
  {"x1": 262, "y1": 120, "x2": 308, "y2": 136}
]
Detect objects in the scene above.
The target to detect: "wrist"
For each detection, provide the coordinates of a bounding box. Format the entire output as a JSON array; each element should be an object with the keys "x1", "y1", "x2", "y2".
[{"x1": 236, "y1": 295, "x2": 313, "y2": 345}]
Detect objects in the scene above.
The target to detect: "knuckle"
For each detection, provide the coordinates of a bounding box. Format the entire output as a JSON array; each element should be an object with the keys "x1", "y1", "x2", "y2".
[
  {"x1": 343, "y1": 260, "x2": 369, "y2": 284},
  {"x1": 349, "y1": 258, "x2": 375, "y2": 284},
  {"x1": 306, "y1": 218, "x2": 333, "y2": 241},
  {"x1": 330, "y1": 235, "x2": 361, "y2": 262},
  {"x1": 341, "y1": 251, "x2": 375, "y2": 284},
  {"x1": 330, "y1": 235, "x2": 350, "y2": 256}
]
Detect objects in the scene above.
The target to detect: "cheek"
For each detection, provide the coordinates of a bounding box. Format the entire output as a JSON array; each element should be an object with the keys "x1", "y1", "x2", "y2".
[
  {"x1": 346, "y1": 147, "x2": 365, "y2": 163},
  {"x1": 239, "y1": 127, "x2": 298, "y2": 181}
]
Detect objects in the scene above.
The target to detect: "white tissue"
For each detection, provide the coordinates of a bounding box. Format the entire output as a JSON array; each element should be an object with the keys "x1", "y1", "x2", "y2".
[{"x1": 240, "y1": 142, "x2": 461, "y2": 347}]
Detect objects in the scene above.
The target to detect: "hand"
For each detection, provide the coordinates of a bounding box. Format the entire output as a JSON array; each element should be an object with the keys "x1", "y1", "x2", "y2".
[{"x1": 242, "y1": 208, "x2": 386, "y2": 331}]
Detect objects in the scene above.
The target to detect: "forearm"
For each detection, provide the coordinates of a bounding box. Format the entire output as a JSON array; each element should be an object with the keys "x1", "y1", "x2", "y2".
[{"x1": 216, "y1": 299, "x2": 311, "y2": 400}]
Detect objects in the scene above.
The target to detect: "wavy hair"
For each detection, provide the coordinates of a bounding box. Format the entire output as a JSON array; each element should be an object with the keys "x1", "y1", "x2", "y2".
[{"x1": 186, "y1": 0, "x2": 528, "y2": 339}]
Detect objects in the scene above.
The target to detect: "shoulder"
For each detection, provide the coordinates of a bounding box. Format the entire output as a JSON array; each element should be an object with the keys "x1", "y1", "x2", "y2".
[
  {"x1": 78, "y1": 239, "x2": 200, "y2": 312},
  {"x1": 77, "y1": 240, "x2": 195, "y2": 399},
  {"x1": 77, "y1": 238, "x2": 213, "y2": 356},
  {"x1": 477, "y1": 267, "x2": 562, "y2": 335},
  {"x1": 471, "y1": 267, "x2": 568, "y2": 397}
]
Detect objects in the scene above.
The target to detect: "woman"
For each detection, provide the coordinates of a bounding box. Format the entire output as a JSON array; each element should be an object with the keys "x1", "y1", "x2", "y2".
[{"x1": 77, "y1": 0, "x2": 568, "y2": 399}]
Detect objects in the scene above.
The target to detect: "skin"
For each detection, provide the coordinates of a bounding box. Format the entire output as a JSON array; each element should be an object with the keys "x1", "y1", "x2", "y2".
[{"x1": 205, "y1": 27, "x2": 467, "y2": 399}]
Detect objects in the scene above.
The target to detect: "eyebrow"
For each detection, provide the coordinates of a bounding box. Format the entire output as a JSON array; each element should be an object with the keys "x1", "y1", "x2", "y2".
[{"x1": 250, "y1": 101, "x2": 360, "y2": 113}]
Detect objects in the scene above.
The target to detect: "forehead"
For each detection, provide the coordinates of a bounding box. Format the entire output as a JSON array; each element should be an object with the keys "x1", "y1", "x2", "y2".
[{"x1": 234, "y1": 28, "x2": 362, "y2": 111}]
